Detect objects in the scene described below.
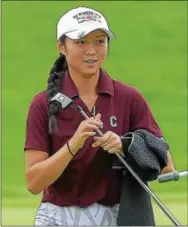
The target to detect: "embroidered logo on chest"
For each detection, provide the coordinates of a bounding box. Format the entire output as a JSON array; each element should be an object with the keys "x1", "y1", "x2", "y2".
[{"x1": 110, "y1": 116, "x2": 117, "y2": 128}]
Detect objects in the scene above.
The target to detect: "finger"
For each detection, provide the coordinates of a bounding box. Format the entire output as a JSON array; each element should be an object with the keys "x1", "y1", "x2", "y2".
[
  {"x1": 88, "y1": 114, "x2": 101, "y2": 121},
  {"x1": 92, "y1": 131, "x2": 113, "y2": 147},
  {"x1": 92, "y1": 136, "x2": 103, "y2": 147},
  {"x1": 101, "y1": 135, "x2": 116, "y2": 147},
  {"x1": 83, "y1": 116, "x2": 100, "y2": 123},
  {"x1": 83, "y1": 118, "x2": 103, "y2": 125},
  {"x1": 82, "y1": 131, "x2": 97, "y2": 138},
  {"x1": 93, "y1": 136, "x2": 112, "y2": 147},
  {"x1": 85, "y1": 123, "x2": 102, "y2": 132},
  {"x1": 95, "y1": 113, "x2": 101, "y2": 120},
  {"x1": 103, "y1": 141, "x2": 119, "y2": 151},
  {"x1": 93, "y1": 136, "x2": 101, "y2": 141},
  {"x1": 87, "y1": 118, "x2": 103, "y2": 126},
  {"x1": 93, "y1": 132, "x2": 116, "y2": 142},
  {"x1": 88, "y1": 116, "x2": 98, "y2": 121},
  {"x1": 99, "y1": 131, "x2": 113, "y2": 146},
  {"x1": 83, "y1": 120, "x2": 103, "y2": 130},
  {"x1": 93, "y1": 114, "x2": 103, "y2": 126},
  {"x1": 108, "y1": 147, "x2": 119, "y2": 154}
]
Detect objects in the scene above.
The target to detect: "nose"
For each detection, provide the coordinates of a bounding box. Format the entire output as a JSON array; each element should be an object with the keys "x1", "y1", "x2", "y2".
[{"x1": 85, "y1": 43, "x2": 96, "y2": 56}]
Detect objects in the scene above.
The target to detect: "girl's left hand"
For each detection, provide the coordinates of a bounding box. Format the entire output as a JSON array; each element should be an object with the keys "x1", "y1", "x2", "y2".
[{"x1": 92, "y1": 131, "x2": 123, "y2": 154}]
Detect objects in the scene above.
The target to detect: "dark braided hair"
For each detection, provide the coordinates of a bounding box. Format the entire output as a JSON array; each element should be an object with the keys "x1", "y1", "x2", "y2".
[{"x1": 47, "y1": 36, "x2": 68, "y2": 134}]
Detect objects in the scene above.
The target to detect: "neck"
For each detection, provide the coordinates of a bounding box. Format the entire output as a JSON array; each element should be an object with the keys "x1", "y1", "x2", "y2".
[{"x1": 68, "y1": 68, "x2": 100, "y2": 97}]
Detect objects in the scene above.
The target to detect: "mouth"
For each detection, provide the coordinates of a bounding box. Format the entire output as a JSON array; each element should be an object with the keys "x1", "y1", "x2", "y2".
[{"x1": 83, "y1": 59, "x2": 98, "y2": 64}]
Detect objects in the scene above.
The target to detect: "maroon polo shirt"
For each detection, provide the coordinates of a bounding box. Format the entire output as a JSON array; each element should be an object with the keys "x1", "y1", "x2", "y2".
[{"x1": 24, "y1": 69, "x2": 163, "y2": 207}]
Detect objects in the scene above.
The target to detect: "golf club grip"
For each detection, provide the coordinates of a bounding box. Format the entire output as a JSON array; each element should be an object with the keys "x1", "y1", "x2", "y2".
[{"x1": 158, "y1": 171, "x2": 179, "y2": 183}]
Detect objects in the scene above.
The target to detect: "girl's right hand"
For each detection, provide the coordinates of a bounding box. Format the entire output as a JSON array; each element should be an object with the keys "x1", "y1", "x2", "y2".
[{"x1": 69, "y1": 113, "x2": 103, "y2": 153}]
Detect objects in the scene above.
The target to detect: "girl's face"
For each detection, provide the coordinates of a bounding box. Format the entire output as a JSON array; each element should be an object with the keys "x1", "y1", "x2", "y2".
[{"x1": 57, "y1": 29, "x2": 108, "y2": 77}]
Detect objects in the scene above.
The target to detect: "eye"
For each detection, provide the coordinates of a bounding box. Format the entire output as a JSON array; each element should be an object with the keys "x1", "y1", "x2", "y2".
[
  {"x1": 76, "y1": 40, "x2": 86, "y2": 45},
  {"x1": 96, "y1": 40, "x2": 106, "y2": 45}
]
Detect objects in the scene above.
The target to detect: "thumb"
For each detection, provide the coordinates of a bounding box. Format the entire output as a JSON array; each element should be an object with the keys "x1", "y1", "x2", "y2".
[{"x1": 95, "y1": 113, "x2": 101, "y2": 120}]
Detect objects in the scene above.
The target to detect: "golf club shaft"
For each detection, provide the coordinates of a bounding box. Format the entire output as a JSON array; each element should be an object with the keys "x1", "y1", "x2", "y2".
[
  {"x1": 76, "y1": 105, "x2": 181, "y2": 226},
  {"x1": 179, "y1": 171, "x2": 188, "y2": 177}
]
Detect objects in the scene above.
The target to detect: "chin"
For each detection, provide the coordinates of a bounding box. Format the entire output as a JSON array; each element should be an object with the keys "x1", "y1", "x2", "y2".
[{"x1": 81, "y1": 68, "x2": 100, "y2": 77}]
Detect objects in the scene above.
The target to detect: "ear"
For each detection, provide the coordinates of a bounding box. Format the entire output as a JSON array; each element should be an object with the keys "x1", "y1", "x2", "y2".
[{"x1": 57, "y1": 40, "x2": 66, "y2": 55}]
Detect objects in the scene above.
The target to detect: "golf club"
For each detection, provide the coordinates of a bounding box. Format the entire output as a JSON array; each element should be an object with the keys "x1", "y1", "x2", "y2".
[
  {"x1": 51, "y1": 92, "x2": 181, "y2": 226},
  {"x1": 158, "y1": 170, "x2": 188, "y2": 183}
]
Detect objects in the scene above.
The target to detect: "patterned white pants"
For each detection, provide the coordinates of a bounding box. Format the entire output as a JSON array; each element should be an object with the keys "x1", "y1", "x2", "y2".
[{"x1": 35, "y1": 202, "x2": 119, "y2": 226}]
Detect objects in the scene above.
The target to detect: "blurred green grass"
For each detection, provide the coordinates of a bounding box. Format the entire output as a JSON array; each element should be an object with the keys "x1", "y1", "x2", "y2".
[
  {"x1": 2, "y1": 191, "x2": 187, "y2": 225},
  {"x1": 3, "y1": 203, "x2": 187, "y2": 226},
  {"x1": 2, "y1": 1, "x2": 187, "y2": 225}
]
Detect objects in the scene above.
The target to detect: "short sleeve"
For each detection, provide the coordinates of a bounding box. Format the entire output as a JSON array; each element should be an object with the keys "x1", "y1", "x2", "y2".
[
  {"x1": 24, "y1": 92, "x2": 50, "y2": 153},
  {"x1": 130, "y1": 89, "x2": 163, "y2": 137}
]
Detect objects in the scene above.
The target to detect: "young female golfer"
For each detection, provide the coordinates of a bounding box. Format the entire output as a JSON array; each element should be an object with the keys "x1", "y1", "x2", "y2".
[{"x1": 24, "y1": 6, "x2": 175, "y2": 226}]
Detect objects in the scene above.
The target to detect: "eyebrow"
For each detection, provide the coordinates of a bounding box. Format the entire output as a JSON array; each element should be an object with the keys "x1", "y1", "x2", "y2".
[
  {"x1": 77, "y1": 34, "x2": 107, "y2": 41},
  {"x1": 96, "y1": 35, "x2": 106, "y2": 38}
]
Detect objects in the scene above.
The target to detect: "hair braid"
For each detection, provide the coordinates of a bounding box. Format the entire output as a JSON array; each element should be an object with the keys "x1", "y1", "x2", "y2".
[{"x1": 47, "y1": 50, "x2": 68, "y2": 134}]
